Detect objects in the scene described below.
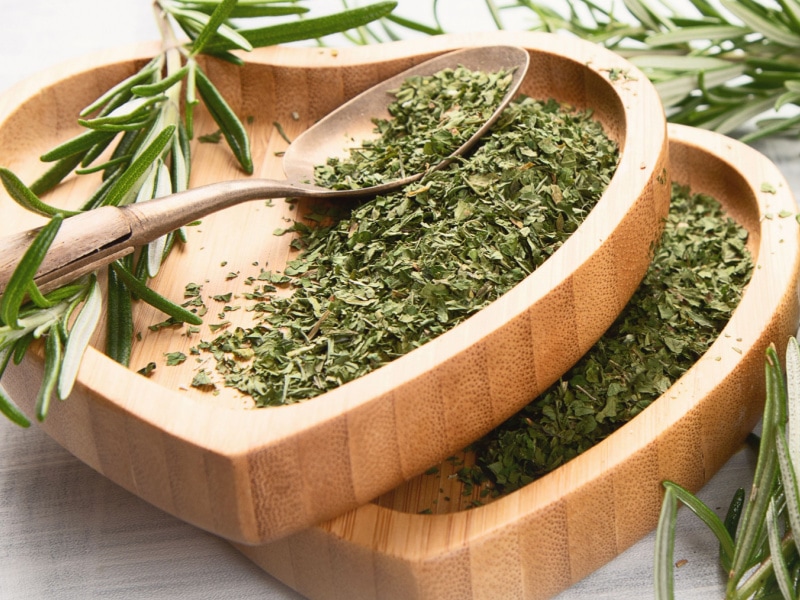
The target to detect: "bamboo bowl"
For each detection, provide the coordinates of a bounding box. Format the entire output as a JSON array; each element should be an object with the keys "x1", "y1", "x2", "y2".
[
  {"x1": 234, "y1": 124, "x2": 800, "y2": 599},
  {"x1": 0, "y1": 32, "x2": 669, "y2": 544}
]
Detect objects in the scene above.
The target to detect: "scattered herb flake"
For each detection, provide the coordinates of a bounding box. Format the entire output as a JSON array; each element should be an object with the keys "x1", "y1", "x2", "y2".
[
  {"x1": 165, "y1": 351, "x2": 187, "y2": 366},
  {"x1": 198, "y1": 130, "x2": 223, "y2": 144},
  {"x1": 137, "y1": 362, "x2": 157, "y2": 376}
]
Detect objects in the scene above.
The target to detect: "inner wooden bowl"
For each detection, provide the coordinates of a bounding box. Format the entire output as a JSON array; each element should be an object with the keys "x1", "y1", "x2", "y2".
[
  {"x1": 234, "y1": 124, "x2": 800, "y2": 599},
  {"x1": 0, "y1": 32, "x2": 668, "y2": 544}
]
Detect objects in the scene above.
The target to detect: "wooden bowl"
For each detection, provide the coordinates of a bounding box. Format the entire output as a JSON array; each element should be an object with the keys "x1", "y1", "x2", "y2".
[
  {"x1": 233, "y1": 123, "x2": 800, "y2": 599},
  {"x1": 0, "y1": 32, "x2": 669, "y2": 544}
]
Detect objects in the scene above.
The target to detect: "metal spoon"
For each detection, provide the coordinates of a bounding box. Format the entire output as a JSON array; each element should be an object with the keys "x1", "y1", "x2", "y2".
[{"x1": 0, "y1": 46, "x2": 529, "y2": 296}]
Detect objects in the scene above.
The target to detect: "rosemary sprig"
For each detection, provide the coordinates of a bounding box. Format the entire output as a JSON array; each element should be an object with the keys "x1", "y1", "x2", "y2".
[
  {"x1": 0, "y1": 0, "x2": 397, "y2": 424},
  {"x1": 490, "y1": 0, "x2": 800, "y2": 142},
  {"x1": 365, "y1": 0, "x2": 800, "y2": 142},
  {"x1": 655, "y1": 338, "x2": 800, "y2": 599}
]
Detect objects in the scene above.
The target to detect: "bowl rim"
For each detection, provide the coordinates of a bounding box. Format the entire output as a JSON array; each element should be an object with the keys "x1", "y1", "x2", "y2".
[
  {"x1": 0, "y1": 30, "x2": 667, "y2": 451},
  {"x1": 0, "y1": 31, "x2": 671, "y2": 544}
]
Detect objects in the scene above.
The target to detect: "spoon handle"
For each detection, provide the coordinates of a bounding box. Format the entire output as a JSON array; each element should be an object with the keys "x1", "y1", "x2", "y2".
[{"x1": 0, "y1": 178, "x2": 312, "y2": 297}]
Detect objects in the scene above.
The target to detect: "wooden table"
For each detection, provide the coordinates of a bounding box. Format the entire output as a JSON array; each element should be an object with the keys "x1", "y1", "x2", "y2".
[{"x1": 0, "y1": 1, "x2": 794, "y2": 598}]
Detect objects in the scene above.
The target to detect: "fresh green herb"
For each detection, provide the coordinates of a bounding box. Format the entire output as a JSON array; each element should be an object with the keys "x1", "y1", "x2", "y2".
[
  {"x1": 463, "y1": 184, "x2": 753, "y2": 497},
  {"x1": 365, "y1": 0, "x2": 800, "y2": 143},
  {"x1": 193, "y1": 95, "x2": 619, "y2": 406},
  {"x1": 655, "y1": 337, "x2": 800, "y2": 600},
  {"x1": 392, "y1": 0, "x2": 800, "y2": 140}
]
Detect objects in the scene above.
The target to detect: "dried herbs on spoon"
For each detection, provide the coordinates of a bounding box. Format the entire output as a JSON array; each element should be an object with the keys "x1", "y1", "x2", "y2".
[{"x1": 314, "y1": 65, "x2": 516, "y2": 189}]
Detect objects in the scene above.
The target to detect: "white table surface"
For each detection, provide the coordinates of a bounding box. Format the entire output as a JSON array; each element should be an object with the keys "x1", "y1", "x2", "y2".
[{"x1": 0, "y1": 2, "x2": 796, "y2": 598}]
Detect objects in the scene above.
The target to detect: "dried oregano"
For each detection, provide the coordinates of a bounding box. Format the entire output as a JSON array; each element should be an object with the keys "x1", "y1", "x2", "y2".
[
  {"x1": 190, "y1": 94, "x2": 620, "y2": 406},
  {"x1": 314, "y1": 65, "x2": 515, "y2": 189},
  {"x1": 461, "y1": 183, "x2": 753, "y2": 497}
]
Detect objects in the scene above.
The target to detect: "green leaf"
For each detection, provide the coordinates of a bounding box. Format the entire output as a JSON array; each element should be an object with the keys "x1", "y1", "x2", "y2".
[
  {"x1": 131, "y1": 65, "x2": 190, "y2": 96},
  {"x1": 28, "y1": 154, "x2": 85, "y2": 196},
  {"x1": 384, "y1": 13, "x2": 444, "y2": 36},
  {"x1": 740, "y1": 113, "x2": 800, "y2": 143},
  {"x1": 663, "y1": 480, "x2": 736, "y2": 564},
  {"x1": 721, "y1": 0, "x2": 800, "y2": 47},
  {"x1": 79, "y1": 96, "x2": 164, "y2": 129},
  {"x1": 729, "y1": 348, "x2": 784, "y2": 586},
  {"x1": 775, "y1": 90, "x2": 800, "y2": 111},
  {"x1": 75, "y1": 155, "x2": 132, "y2": 176},
  {"x1": 0, "y1": 385, "x2": 30, "y2": 427},
  {"x1": 102, "y1": 125, "x2": 175, "y2": 207},
  {"x1": 0, "y1": 214, "x2": 63, "y2": 328},
  {"x1": 110, "y1": 262, "x2": 203, "y2": 326},
  {"x1": 778, "y1": 0, "x2": 800, "y2": 33},
  {"x1": 105, "y1": 263, "x2": 133, "y2": 366},
  {"x1": 194, "y1": 68, "x2": 252, "y2": 173},
  {"x1": 766, "y1": 498, "x2": 796, "y2": 600},
  {"x1": 35, "y1": 327, "x2": 62, "y2": 421},
  {"x1": 184, "y1": 61, "x2": 198, "y2": 138},
  {"x1": 25, "y1": 280, "x2": 53, "y2": 309},
  {"x1": 645, "y1": 24, "x2": 749, "y2": 46},
  {"x1": 40, "y1": 129, "x2": 116, "y2": 162},
  {"x1": 653, "y1": 64, "x2": 746, "y2": 108},
  {"x1": 189, "y1": 0, "x2": 246, "y2": 56},
  {"x1": 776, "y1": 432, "x2": 800, "y2": 562},
  {"x1": 630, "y1": 54, "x2": 734, "y2": 71},
  {"x1": 79, "y1": 57, "x2": 161, "y2": 117},
  {"x1": 201, "y1": 2, "x2": 398, "y2": 52},
  {"x1": 787, "y1": 336, "x2": 800, "y2": 465},
  {"x1": 146, "y1": 161, "x2": 173, "y2": 277},
  {"x1": 654, "y1": 485, "x2": 677, "y2": 600},
  {"x1": 0, "y1": 167, "x2": 81, "y2": 218},
  {"x1": 57, "y1": 276, "x2": 101, "y2": 399},
  {"x1": 0, "y1": 349, "x2": 30, "y2": 427},
  {"x1": 622, "y1": 0, "x2": 673, "y2": 31},
  {"x1": 721, "y1": 488, "x2": 745, "y2": 572},
  {"x1": 686, "y1": 0, "x2": 724, "y2": 19},
  {"x1": 185, "y1": 1, "x2": 308, "y2": 19},
  {"x1": 710, "y1": 94, "x2": 781, "y2": 135},
  {"x1": 172, "y1": 125, "x2": 191, "y2": 193},
  {"x1": 174, "y1": 5, "x2": 254, "y2": 53}
]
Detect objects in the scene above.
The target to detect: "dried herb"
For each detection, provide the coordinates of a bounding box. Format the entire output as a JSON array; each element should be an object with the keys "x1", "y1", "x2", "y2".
[
  {"x1": 463, "y1": 183, "x2": 753, "y2": 497},
  {"x1": 193, "y1": 95, "x2": 619, "y2": 406},
  {"x1": 314, "y1": 65, "x2": 515, "y2": 189}
]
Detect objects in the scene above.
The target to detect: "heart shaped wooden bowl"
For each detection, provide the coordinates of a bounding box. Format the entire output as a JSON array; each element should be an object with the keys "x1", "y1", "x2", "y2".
[
  {"x1": 0, "y1": 32, "x2": 669, "y2": 544},
  {"x1": 234, "y1": 123, "x2": 800, "y2": 599}
]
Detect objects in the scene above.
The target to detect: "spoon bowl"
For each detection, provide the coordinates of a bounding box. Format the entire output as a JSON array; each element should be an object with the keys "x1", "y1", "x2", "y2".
[{"x1": 0, "y1": 45, "x2": 529, "y2": 296}]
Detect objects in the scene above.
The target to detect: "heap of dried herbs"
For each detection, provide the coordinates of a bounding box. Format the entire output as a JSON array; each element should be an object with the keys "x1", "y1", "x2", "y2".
[
  {"x1": 459, "y1": 183, "x2": 753, "y2": 497},
  {"x1": 190, "y1": 95, "x2": 619, "y2": 405},
  {"x1": 314, "y1": 65, "x2": 515, "y2": 189}
]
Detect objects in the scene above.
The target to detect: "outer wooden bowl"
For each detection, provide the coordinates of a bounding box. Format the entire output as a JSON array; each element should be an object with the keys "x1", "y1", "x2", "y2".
[
  {"x1": 0, "y1": 32, "x2": 669, "y2": 544},
  {"x1": 234, "y1": 124, "x2": 800, "y2": 599}
]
